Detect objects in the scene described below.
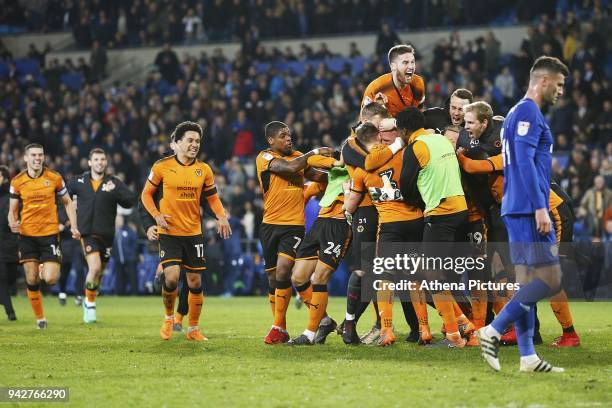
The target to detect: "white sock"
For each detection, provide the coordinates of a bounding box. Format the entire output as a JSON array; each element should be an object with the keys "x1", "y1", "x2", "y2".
[
  {"x1": 59, "y1": 292, "x2": 67, "y2": 299},
  {"x1": 272, "y1": 325, "x2": 282, "y2": 330},
  {"x1": 484, "y1": 325, "x2": 501, "y2": 339},
  {"x1": 320, "y1": 316, "x2": 331, "y2": 325},
  {"x1": 520, "y1": 354, "x2": 540, "y2": 365},
  {"x1": 165, "y1": 314, "x2": 174, "y2": 320},
  {"x1": 36, "y1": 318, "x2": 46, "y2": 323},
  {"x1": 345, "y1": 313, "x2": 355, "y2": 321},
  {"x1": 303, "y1": 329, "x2": 316, "y2": 341},
  {"x1": 85, "y1": 300, "x2": 96, "y2": 307}
]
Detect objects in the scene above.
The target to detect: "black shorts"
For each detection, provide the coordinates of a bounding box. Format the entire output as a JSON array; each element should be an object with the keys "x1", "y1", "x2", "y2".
[
  {"x1": 377, "y1": 219, "x2": 424, "y2": 248},
  {"x1": 422, "y1": 210, "x2": 468, "y2": 259},
  {"x1": 455, "y1": 218, "x2": 486, "y2": 257},
  {"x1": 159, "y1": 234, "x2": 206, "y2": 272},
  {"x1": 296, "y1": 217, "x2": 352, "y2": 270},
  {"x1": 18, "y1": 234, "x2": 61, "y2": 264},
  {"x1": 80, "y1": 234, "x2": 113, "y2": 263},
  {"x1": 350, "y1": 205, "x2": 379, "y2": 271},
  {"x1": 485, "y1": 204, "x2": 512, "y2": 273},
  {"x1": 259, "y1": 223, "x2": 305, "y2": 272},
  {"x1": 456, "y1": 219, "x2": 489, "y2": 280}
]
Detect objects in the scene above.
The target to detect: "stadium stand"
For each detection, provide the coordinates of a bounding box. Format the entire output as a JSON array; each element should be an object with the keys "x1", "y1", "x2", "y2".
[{"x1": 0, "y1": 1, "x2": 610, "y2": 296}]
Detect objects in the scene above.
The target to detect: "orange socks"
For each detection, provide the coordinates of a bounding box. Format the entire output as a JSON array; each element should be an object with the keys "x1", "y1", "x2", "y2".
[
  {"x1": 470, "y1": 289, "x2": 488, "y2": 329},
  {"x1": 268, "y1": 288, "x2": 275, "y2": 318},
  {"x1": 26, "y1": 285, "x2": 44, "y2": 320},
  {"x1": 409, "y1": 287, "x2": 429, "y2": 326},
  {"x1": 377, "y1": 282, "x2": 393, "y2": 330},
  {"x1": 306, "y1": 285, "x2": 329, "y2": 332},
  {"x1": 452, "y1": 299, "x2": 464, "y2": 318},
  {"x1": 162, "y1": 285, "x2": 178, "y2": 317},
  {"x1": 433, "y1": 291, "x2": 458, "y2": 334},
  {"x1": 174, "y1": 313, "x2": 184, "y2": 325},
  {"x1": 187, "y1": 289, "x2": 204, "y2": 328},
  {"x1": 295, "y1": 282, "x2": 313, "y2": 308},
  {"x1": 85, "y1": 282, "x2": 98, "y2": 303},
  {"x1": 550, "y1": 289, "x2": 574, "y2": 330},
  {"x1": 273, "y1": 281, "x2": 292, "y2": 329}
]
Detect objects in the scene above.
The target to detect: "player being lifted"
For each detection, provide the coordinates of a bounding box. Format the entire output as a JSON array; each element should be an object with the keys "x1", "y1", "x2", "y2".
[
  {"x1": 141, "y1": 121, "x2": 231, "y2": 341},
  {"x1": 256, "y1": 121, "x2": 334, "y2": 344},
  {"x1": 363, "y1": 44, "x2": 426, "y2": 115},
  {"x1": 477, "y1": 56, "x2": 569, "y2": 373},
  {"x1": 68, "y1": 148, "x2": 135, "y2": 323},
  {"x1": 8, "y1": 143, "x2": 80, "y2": 328}
]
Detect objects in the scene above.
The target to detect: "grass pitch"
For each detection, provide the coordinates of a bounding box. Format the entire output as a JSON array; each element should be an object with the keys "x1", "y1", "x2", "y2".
[{"x1": 1, "y1": 296, "x2": 610, "y2": 407}]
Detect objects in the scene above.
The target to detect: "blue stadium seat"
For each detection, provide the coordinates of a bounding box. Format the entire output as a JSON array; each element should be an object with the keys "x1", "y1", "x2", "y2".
[
  {"x1": 351, "y1": 57, "x2": 367, "y2": 74},
  {"x1": 15, "y1": 58, "x2": 39, "y2": 76},
  {"x1": 60, "y1": 73, "x2": 84, "y2": 91},
  {"x1": 0, "y1": 62, "x2": 8, "y2": 80}
]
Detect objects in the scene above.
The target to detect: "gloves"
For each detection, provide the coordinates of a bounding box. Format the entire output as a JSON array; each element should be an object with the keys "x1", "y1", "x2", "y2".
[{"x1": 369, "y1": 174, "x2": 403, "y2": 202}]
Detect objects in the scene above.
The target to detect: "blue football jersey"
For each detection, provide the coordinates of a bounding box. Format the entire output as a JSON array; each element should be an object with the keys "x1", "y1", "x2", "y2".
[{"x1": 501, "y1": 98, "x2": 553, "y2": 215}]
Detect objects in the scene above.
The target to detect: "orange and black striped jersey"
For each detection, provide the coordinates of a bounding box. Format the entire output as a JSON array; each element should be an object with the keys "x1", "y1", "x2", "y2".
[
  {"x1": 362, "y1": 73, "x2": 426, "y2": 117},
  {"x1": 147, "y1": 155, "x2": 216, "y2": 236},
  {"x1": 457, "y1": 153, "x2": 565, "y2": 210},
  {"x1": 352, "y1": 146, "x2": 423, "y2": 224},
  {"x1": 303, "y1": 182, "x2": 345, "y2": 218},
  {"x1": 342, "y1": 136, "x2": 373, "y2": 208},
  {"x1": 256, "y1": 149, "x2": 306, "y2": 225},
  {"x1": 10, "y1": 168, "x2": 67, "y2": 237}
]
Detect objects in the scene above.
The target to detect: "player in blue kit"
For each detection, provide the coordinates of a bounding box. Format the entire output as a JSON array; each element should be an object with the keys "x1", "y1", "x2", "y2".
[{"x1": 477, "y1": 56, "x2": 569, "y2": 373}]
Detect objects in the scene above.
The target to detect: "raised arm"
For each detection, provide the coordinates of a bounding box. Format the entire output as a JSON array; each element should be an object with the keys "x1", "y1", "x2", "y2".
[{"x1": 269, "y1": 147, "x2": 335, "y2": 175}]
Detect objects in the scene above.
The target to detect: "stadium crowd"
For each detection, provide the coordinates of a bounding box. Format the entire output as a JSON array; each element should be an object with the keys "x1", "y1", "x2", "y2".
[
  {"x1": 0, "y1": 0, "x2": 576, "y2": 47},
  {"x1": 0, "y1": 3, "x2": 610, "y2": 296}
]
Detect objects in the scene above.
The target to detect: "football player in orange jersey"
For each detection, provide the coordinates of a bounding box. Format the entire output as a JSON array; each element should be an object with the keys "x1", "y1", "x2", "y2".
[
  {"x1": 363, "y1": 44, "x2": 426, "y2": 117},
  {"x1": 141, "y1": 121, "x2": 231, "y2": 341},
  {"x1": 256, "y1": 121, "x2": 335, "y2": 344},
  {"x1": 8, "y1": 143, "x2": 80, "y2": 329}
]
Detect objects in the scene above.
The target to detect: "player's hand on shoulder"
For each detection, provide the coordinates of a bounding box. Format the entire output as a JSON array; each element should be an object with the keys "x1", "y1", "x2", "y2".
[
  {"x1": 316, "y1": 147, "x2": 335, "y2": 157},
  {"x1": 216, "y1": 217, "x2": 232, "y2": 239},
  {"x1": 146, "y1": 225, "x2": 159, "y2": 241},
  {"x1": 374, "y1": 92, "x2": 388, "y2": 105}
]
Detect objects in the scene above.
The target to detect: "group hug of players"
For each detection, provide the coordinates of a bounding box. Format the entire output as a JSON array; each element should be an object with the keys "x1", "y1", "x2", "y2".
[
  {"x1": 6, "y1": 45, "x2": 579, "y2": 368},
  {"x1": 257, "y1": 45, "x2": 580, "y2": 356}
]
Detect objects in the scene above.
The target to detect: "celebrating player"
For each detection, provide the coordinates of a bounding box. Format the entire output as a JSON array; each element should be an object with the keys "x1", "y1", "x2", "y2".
[
  {"x1": 141, "y1": 121, "x2": 231, "y2": 341},
  {"x1": 344, "y1": 122, "x2": 425, "y2": 346},
  {"x1": 477, "y1": 56, "x2": 569, "y2": 373},
  {"x1": 256, "y1": 121, "x2": 334, "y2": 344},
  {"x1": 8, "y1": 143, "x2": 80, "y2": 329},
  {"x1": 363, "y1": 44, "x2": 426, "y2": 116},
  {"x1": 68, "y1": 148, "x2": 136, "y2": 323}
]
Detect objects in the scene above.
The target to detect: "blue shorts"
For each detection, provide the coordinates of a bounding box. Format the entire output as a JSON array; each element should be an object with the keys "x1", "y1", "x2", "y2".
[{"x1": 502, "y1": 215, "x2": 559, "y2": 267}]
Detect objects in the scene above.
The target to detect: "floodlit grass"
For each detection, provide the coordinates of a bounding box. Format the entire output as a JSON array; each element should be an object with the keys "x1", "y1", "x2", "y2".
[{"x1": 1, "y1": 297, "x2": 610, "y2": 407}]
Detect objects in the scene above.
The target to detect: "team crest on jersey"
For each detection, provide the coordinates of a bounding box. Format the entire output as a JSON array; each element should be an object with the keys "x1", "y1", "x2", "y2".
[
  {"x1": 44, "y1": 180, "x2": 50, "y2": 187},
  {"x1": 357, "y1": 225, "x2": 364, "y2": 233},
  {"x1": 195, "y1": 169, "x2": 202, "y2": 177},
  {"x1": 517, "y1": 121, "x2": 530, "y2": 136},
  {"x1": 495, "y1": 140, "x2": 501, "y2": 148},
  {"x1": 160, "y1": 250, "x2": 165, "y2": 258},
  {"x1": 86, "y1": 245, "x2": 92, "y2": 252}
]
